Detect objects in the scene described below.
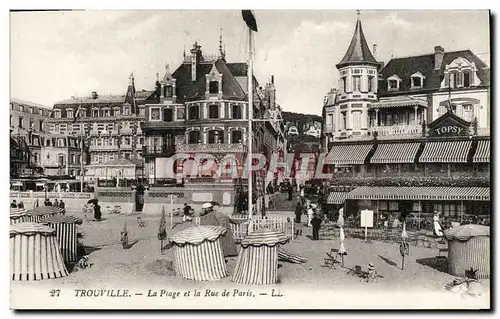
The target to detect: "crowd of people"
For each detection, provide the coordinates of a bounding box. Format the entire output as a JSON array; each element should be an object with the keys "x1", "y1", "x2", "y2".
[{"x1": 10, "y1": 198, "x2": 66, "y2": 215}]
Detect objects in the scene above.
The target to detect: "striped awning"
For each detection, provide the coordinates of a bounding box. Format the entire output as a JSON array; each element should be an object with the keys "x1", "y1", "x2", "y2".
[
  {"x1": 371, "y1": 97, "x2": 428, "y2": 109},
  {"x1": 27, "y1": 206, "x2": 64, "y2": 216},
  {"x1": 10, "y1": 223, "x2": 56, "y2": 237},
  {"x1": 371, "y1": 143, "x2": 421, "y2": 164},
  {"x1": 419, "y1": 140, "x2": 472, "y2": 163},
  {"x1": 170, "y1": 225, "x2": 227, "y2": 245},
  {"x1": 325, "y1": 144, "x2": 373, "y2": 165},
  {"x1": 327, "y1": 192, "x2": 349, "y2": 204},
  {"x1": 346, "y1": 186, "x2": 490, "y2": 201},
  {"x1": 240, "y1": 228, "x2": 289, "y2": 248},
  {"x1": 473, "y1": 140, "x2": 490, "y2": 163}
]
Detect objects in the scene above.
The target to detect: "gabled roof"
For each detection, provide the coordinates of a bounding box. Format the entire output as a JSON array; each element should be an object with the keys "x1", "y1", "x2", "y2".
[
  {"x1": 171, "y1": 59, "x2": 248, "y2": 103},
  {"x1": 379, "y1": 50, "x2": 490, "y2": 95},
  {"x1": 336, "y1": 18, "x2": 378, "y2": 68}
]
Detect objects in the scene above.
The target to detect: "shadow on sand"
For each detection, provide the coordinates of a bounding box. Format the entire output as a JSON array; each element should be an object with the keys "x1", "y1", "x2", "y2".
[
  {"x1": 416, "y1": 256, "x2": 449, "y2": 274},
  {"x1": 378, "y1": 255, "x2": 399, "y2": 268}
]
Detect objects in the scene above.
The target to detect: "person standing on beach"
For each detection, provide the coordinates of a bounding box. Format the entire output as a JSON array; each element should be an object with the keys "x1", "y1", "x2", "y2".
[
  {"x1": 311, "y1": 212, "x2": 322, "y2": 240},
  {"x1": 93, "y1": 200, "x2": 102, "y2": 220},
  {"x1": 287, "y1": 182, "x2": 293, "y2": 201},
  {"x1": 294, "y1": 200, "x2": 302, "y2": 224}
]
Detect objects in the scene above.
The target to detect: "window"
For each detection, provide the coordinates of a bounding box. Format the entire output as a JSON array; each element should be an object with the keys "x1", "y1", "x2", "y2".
[
  {"x1": 388, "y1": 80, "x2": 398, "y2": 90},
  {"x1": 444, "y1": 204, "x2": 457, "y2": 217},
  {"x1": 109, "y1": 154, "x2": 114, "y2": 162},
  {"x1": 10, "y1": 103, "x2": 14, "y2": 111},
  {"x1": 231, "y1": 130, "x2": 242, "y2": 144},
  {"x1": 208, "y1": 104, "x2": 219, "y2": 119},
  {"x1": 326, "y1": 114, "x2": 333, "y2": 126},
  {"x1": 93, "y1": 109, "x2": 99, "y2": 117},
  {"x1": 368, "y1": 76, "x2": 374, "y2": 92},
  {"x1": 352, "y1": 111, "x2": 361, "y2": 130},
  {"x1": 449, "y1": 72, "x2": 460, "y2": 88},
  {"x1": 163, "y1": 108, "x2": 174, "y2": 122},
  {"x1": 71, "y1": 154, "x2": 76, "y2": 164},
  {"x1": 352, "y1": 76, "x2": 361, "y2": 92},
  {"x1": 93, "y1": 155, "x2": 98, "y2": 164},
  {"x1": 232, "y1": 104, "x2": 242, "y2": 119},
  {"x1": 176, "y1": 108, "x2": 185, "y2": 120},
  {"x1": 123, "y1": 107, "x2": 130, "y2": 116},
  {"x1": 39, "y1": 120, "x2": 43, "y2": 131},
  {"x1": 150, "y1": 108, "x2": 160, "y2": 121},
  {"x1": 29, "y1": 107, "x2": 33, "y2": 114},
  {"x1": 208, "y1": 130, "x2": 224, "y2": 144},
  {"x1": 165, "y1": 85, "x2": 173, "y2": 98},
  {"x1": 341, "y1": 77, "x2": 347, "y2": 93},
  {"x1": 463, "y1": 104, "x2": 474, "y2": 122},
  {"x1": 58, "y1": 154, "x2": 65, "y2": 166},
  {"x1": 209, "y1": 81, "x2": 219, "y2": 94},
  {"x1": 29, "y1": 119, "x2": 34, "y2": 129},
  {"x1": 124, "y1": 137, "x2": 131, "y2": 145},
  {"x1": 104, "y1": 109, "x2": 110, "y2": 117},
  {"x1": 19, "y1": 105, "x2": 24, "y2": 112},
  {"x1": 340, "y1": 112, "x2": 346, "y2": 130},
  {"x1": 188, "y1": 131, "x2": 200, "y2": 144},
  {"x1": 188, "y1": 105, "x2": 199, "y2": 120},
  {"x1": 18, "y1": 117, "x2": 23, "y2": 128},
  {"x1": 58, "y1": 138, "x2": 65, "y2": 147},
  {"x1": 389, "y1": 202, "x2": 399, "y2": 211},
  {"x1": 463, "y1": 71, "x2": 471, "y2": 87},
  {"x1": 412, "y1": 77, "x2": 422, "y2": 88},
  {"x1": 114, "y1": 108, "x2": 120, "y2": 116},
  {"x1": 124, "y1": 153, "x2": 130, "y2": 159},
  {"x1": 39, "y1": 109, "x2": 43, "y2": 115},
  {"x1": 67, "y1": 109, "x2": 73, "y2": 118}
]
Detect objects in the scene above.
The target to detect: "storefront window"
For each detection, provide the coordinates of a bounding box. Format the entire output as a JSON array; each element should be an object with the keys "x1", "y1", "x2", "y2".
[
  {"x1": 444, "y1": 204, "x2": 457, "y2": 217},
  {"x1": 389, "y1": 202, "x2": 399, "y2": 211}
]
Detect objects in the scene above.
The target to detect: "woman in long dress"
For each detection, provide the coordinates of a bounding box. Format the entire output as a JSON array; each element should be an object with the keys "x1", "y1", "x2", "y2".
[
  {"x1": 433, "y1": 211, "x2": 444, "y2": 237},
  {"x1": 198, "y1": 203, "x2": 246, "y2": 257}
]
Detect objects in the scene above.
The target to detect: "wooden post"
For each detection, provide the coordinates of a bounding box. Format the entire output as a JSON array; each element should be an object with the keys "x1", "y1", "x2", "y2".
[
  {"x1": 402, "y1": 254, "x2": 405, "y2": 270},
  {"x1": 170, "y1": 197, "x2": 174, "y2": 230}
]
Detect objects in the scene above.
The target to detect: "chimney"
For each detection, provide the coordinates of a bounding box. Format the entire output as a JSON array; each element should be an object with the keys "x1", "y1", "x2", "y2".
[
  {"x1": 372, "y1": 44, "x2": 378, "y2": 60},
  {"x1": 91, "y1": 91, "x2": 98, "y2": 100},
  {"x1": 190, "y1": 41, "x2": 202, "y2": 82},
  {"x1": 434, "y1": 46, "x2": 445, "y2": 70}
]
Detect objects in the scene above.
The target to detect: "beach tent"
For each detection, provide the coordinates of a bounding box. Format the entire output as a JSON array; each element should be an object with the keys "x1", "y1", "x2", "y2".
[
  {"x1": 445, "y1": 225, "x2": 490, "y2": 279},
  {"x1": 231, "y1": 228, "x2": 289, "y2": 285},
  {"x1": 10, "y1": 208, "x2": 28, "y2": 225},
  {"x1": 40, "y1": 215, "x2": 83, "y2": 263},
  {"x1": 27, "y1": 206, "x2": 64, "y2": 223},
  {"x1": 170, "y1": 225, "x2": 228, "y2": 281},
  {"x1": 10, "y1": 223, "x2": 68, "y2": 281}
]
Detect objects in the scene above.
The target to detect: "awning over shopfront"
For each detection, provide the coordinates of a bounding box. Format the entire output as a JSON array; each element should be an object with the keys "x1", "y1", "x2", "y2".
[
  {"x1": 419, "y1": 140, "x2": 472, "y2": 163},
  {"x1": 371, "y1": 142, "x2": 421, "y2": 164},
  {"x1": 346, "y1": 186, "x2": 490, "y2": 201},
  {"x1": 370, "y1": 96, "x2": 428, "y2": 109},
  {"x1": 327, "y1": 192, "x2": 349, "y2": 204},
  {"x1": 325, "y1": 144, "x2": 373, "y2": 165},
  {"x1": 473, "y1": 140, "x2": 490, "y2": 163}
]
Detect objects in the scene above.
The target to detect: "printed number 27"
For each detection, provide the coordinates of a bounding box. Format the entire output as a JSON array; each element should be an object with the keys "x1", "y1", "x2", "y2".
[{"x1": 49, "y1": 289, "x2": 61, "y2": 297}]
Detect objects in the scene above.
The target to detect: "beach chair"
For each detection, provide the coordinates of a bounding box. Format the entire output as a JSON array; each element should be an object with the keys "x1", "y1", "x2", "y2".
[
  {"x1": 347, "y1": 265, "x2": 364, "y2": 277},
  {"x1": 137, "y1": 217, "x2": 146, "y2": 227}
]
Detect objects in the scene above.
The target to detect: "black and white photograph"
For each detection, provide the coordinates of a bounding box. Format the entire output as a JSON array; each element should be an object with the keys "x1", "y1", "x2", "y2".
[{"x1": 8, "y1": 8, "x2": 491, "y2": 310}]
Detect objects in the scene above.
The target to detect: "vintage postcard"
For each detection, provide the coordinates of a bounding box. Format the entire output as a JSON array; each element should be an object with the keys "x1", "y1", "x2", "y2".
[{"x1": 9, "y1": 9, "x2": 491, "y2": 310}]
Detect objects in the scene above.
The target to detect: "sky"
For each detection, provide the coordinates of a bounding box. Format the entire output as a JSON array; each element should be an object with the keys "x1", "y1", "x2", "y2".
[{"x1": 10, "y1": 10, "x2": 490, "y2": 115}]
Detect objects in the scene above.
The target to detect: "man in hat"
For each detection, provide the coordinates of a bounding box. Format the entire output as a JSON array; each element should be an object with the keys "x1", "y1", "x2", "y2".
[
  {"x1": 11, "y1": 200, "x2": 17, "y2": 208},
  {"x1": 367, "y1": 263, "x2": 377, "y2": 282},
  {"x1": 199, "y1": 202, "x2": 246, "y2": 257}
]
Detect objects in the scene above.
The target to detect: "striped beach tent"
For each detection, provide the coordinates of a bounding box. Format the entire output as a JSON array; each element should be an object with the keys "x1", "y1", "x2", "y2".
[
  {"x1": 39, "y1": 215, "x2": 83, "y2": 263},
  {"x1": 26, "y1": 206, "x2": 64, "y2": 223},
  {"x1": 231, "y1": 228, "x2": 289, "y2": 285},
  {"x1": 445, "y1": 225, "x2": 490, "y2": 279},
  {"x1": 10, "y1": 223, "x2": 68, "y2": 281},
  {"x1": 10, "y1": 208, "x2": 29, "y2": 225},
  {"x1": 170, "y1": 225, "x2": 228, "y2": 281}
]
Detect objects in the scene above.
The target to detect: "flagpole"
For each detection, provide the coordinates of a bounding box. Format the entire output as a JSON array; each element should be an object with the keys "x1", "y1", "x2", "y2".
[{"x1": 247, "y1": 27, "x2": 253, "y2": 220}]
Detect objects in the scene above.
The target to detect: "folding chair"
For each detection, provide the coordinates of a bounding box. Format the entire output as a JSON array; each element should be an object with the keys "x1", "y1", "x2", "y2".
[
  {"x1": 137, "y1": 216, "x2": 146, "y2": 227},
  {"x1": 347, "y1": 265, "x2": 363, "y2": 277},
  {"x1": 323, "y1": 249, "x2": 340, "y2": 269}
]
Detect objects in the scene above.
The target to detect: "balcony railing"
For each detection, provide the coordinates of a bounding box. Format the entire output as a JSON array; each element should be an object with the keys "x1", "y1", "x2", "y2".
[
  {"x1": 120, "y1": 144, "x2": 133, "y2": 150},
  {"x1": 90, "y1": 145, "x2": 119, "y2": 151},
  {"x1": 176, "y1": 143, "x2": 244, "y2": 153},
  {"x1": 142, "y1": 145, "x2": 176, "y2": 157},
  {"x1": 370, "y1": 124, "x2": 422, "y2": 137},
  {"x1": 184, "y1": 177, "x2": 237, "y2": 184}
]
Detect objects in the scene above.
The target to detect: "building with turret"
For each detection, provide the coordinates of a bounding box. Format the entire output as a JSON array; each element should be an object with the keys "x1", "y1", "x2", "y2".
[{"x1": 321, "y1": 12, "x2": 490, "y2": 228}]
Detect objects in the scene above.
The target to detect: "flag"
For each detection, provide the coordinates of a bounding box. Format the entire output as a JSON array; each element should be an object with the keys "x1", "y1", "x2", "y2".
[
  {"x1": 242, "y1": 10, "x2": 258, "y2": 32},
  {"x1": 73, "y1": 105, "x2": 81, "y2": 123}
]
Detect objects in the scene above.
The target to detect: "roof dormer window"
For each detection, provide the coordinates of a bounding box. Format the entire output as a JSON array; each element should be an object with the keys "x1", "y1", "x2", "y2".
[
  {"x1": 54, "y1": 110, "x2": 61, "y2": 118},
  {"x1": 67, "y1": 109, "x2": 73, "y2": 118},
  {"x1": 410, "y1": 71, "x2": 425, "y2": 89},
  {"x1": 387, "y1": 74, "x2": 402, "y2": 91}
]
